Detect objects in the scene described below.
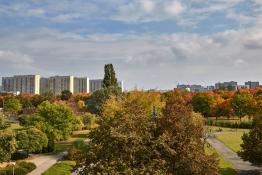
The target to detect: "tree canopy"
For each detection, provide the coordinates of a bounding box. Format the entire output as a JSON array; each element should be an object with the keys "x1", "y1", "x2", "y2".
[
  {"x1": 75, "y1": 93, "x2": 218, "y2": 174},
  {"x1": 16, "y1": 127, "x2": 48, "y2": 154},
  {"x1": 102, "y1": 64, "x2": 118, "y2": 88},
  {"x1": 0, "y1": 131, "x2": 17, "y2": 162},
  {"x1": 192, "y1": 93, "x2": 215, "y2": 118}
]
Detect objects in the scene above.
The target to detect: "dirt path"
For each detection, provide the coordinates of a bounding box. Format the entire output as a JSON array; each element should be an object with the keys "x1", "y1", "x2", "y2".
[{"x1": 207, "y1": 138, "x2": 261, "y2": 175}]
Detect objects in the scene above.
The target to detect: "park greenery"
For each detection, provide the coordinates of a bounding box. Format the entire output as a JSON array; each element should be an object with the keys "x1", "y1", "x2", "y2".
[{"x1": 0, "y1": 64, "x2": 261, "y2": 173}]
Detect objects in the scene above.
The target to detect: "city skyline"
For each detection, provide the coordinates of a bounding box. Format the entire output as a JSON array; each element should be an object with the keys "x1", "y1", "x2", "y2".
[{"x1": 1, "y1": 0, "x2": 262, "y2": 89}]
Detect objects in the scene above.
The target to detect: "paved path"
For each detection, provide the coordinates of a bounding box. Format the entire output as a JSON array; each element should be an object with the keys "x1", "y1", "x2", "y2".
[
  {"x1": 27, "y1": 152, "x2": 65, "y2": 175},
  {"x1": 207, "y1": 138, "x2": 261, "y2": 175}
]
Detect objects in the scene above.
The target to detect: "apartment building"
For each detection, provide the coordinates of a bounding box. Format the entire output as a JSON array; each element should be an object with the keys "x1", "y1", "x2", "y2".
[
  {"x1": 2, "y1": 75, "x2": 40, "y2": 94},
  {"x1": 40, "y1": 76, "x2": 89, "y2": 95},
  {"x1": 245, "y1": 81, "x2": 260, "y2": 89},
  {"x1": 215, "y1": 81, "x2": 238, "y2": 90},
  {"x1": 74, "y1": 77, "x2": 89, "y2": 94},
  {"x1": 89, "y1": 79, "x2": 124, "y2": 93},
  {"x1": 44, "y1": 76, "x2": 74, "y2": 95}
]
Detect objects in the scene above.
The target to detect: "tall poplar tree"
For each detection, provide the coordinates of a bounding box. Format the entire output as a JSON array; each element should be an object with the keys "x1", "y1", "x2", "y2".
[{"x1": 102, "y1": 64, "x2": 118, "y2": 88}]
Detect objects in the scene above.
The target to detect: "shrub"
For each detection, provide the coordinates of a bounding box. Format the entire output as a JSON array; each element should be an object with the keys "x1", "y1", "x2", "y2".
[
  {"x1": 0, "y1": 161, "x2": 36, "y2": 175},
  {"x1": 205, "y1": 119, "x2": 254, "y2": 129},
  {"x1": 11, "y1": 150, "x2": 28, "y2": 160}
]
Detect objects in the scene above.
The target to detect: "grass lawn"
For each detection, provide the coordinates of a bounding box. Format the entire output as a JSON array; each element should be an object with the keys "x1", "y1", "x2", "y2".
[
  {"x1": 55, "y1": 130, "x2": 89, "y2": 152},
  {"x1": 42, "y1": 161, "x2": 76, "y2": 175},
  {"x1": 216, "y1": 133, "x2": 243, "y2": 152},
  {"x1": 205, "y1": 126, "x2": 250, "y2": 133},
  {"x1": 5, "y1": 123, "x2": 23, "y2": 132},
  {"x1": 205, "y1": 146, "x2": 237, "y2": 175}
]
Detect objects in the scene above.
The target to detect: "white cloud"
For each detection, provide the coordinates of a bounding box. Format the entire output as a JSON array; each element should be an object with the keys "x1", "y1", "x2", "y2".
[
  {"x1": 51, "y1": 13, "x2": 81, "y2": 23},
  {"x1": 1, "y1": 27, "x2": 262, "y2": 88},
  {"x1": 164, "y1": 0, "x2": 184, "y2": 16},
  {"x1": 141, "y1": 0, "x2": 155, "y2": 13},
  {"x1": 0, "y1": 50, "x2": 34, "y2": 69}
]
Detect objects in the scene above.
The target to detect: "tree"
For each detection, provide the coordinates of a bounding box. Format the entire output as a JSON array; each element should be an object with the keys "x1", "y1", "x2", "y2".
[
  {"x1": 238, "y1": 93, "x2": 262, "y2": 165},
  {"x1": 75, "y1": 92, "x2": 218, "y2": 174},
  {"x1": 16, "y1": 127, "x2": 48, "y2": 154},
  {"x1": 0, "y1": 115, "x2": 9, "y2": 130},
  {"x1": 3, "y1": 97, "x2": 22, "y2": 117},
  {"x1": 213, "y1": 100, "x2": 233, "y2": 119},
  {"x1": 86, "y1": 87, "x2": 122, "y2": 115},
  {"x1": 60, "y1": 90, "x2": 72, "y2": 101},
  {"x1": 192, "y1": 93, "x2": 215, "y2": 118},
  {"x1": 102, "y1": 64, "x2": 118, "y2": 88},
  {"x1": 0, "y1": 131, "x2": 17, "y2": 162},
  {"x1": 36, "y1": 101, "x2": 75, "y2": 151},
  {"x1": 231, "y1": 92, "x2": 254, "y2": 121}
]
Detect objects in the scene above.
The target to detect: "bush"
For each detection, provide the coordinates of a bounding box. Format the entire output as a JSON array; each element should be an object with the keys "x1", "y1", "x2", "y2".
[
  {"x1": 11, "y1": 150, "x2": 28, "y2": 160},
  {"x1": 205, "y1": 119, "x2": 254, "y2": 129},
  {"x1": 0, "y1": 161, "x2": 36, "y2": 175}
]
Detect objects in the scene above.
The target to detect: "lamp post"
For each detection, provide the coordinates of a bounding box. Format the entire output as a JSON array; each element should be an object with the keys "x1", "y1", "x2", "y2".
[{"x1": 11, "y1": 162, "x2": 15, "y2": 175}]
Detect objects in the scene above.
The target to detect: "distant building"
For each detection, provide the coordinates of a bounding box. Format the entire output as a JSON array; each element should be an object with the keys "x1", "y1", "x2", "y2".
[
  {"x1": 48, "y1": 76, "x2": 74, "y2": 95},
  {"x1": 40, "y1": 76, "x2": 89, "y2": 95},
  {"x1": 2, "y1": 75, "x2": 40, "y2": 95},
  {"x1": 74, "y1": 77, "x2": 89, "y2": 94},
  {"x1": 207, "y1": 86, "x2": 215, "y2": 91},
  {"x1": 89, "y1": 79, "x2": 124, "y2": 93},
  {"x1": 237, "y1": 85, "x2": 248, "y2": 90},
  {"x1": 176, "y1": 84, "x2": 211, "y2": 92},
  {"x1": 215, "y1": 81, "x2": 237, "y2": 90},
  {"x1": 245, "y1": 81, "x2": 260, "y2": 89}
]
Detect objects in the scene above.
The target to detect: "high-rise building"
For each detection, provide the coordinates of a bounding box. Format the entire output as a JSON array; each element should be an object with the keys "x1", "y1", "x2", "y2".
[
  {"x1": 40, "y1": 76, "x2": 89, "y2": 95},
  {"x1": 89, "y1": 79, "x2": 124, "y2": 92},
  {"x1": 46, "y1": 76, "x2": 74, "y2": 96},
  {"x1": 245, "y1": 81, "x2": 260, "y2": 89},
  {"x1": 2, "y1": 75, "x2": 40, "y2": 94},
  {"x1": 215, "y1": 81, "x2": 238, "y2": 90},
  {"x1": 74, "y1": 77, "x2": 89, "y2": 94}
]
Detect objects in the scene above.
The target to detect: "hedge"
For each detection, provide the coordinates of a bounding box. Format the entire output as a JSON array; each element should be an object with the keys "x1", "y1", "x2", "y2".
[{"x1": 205, "y1": 119, "x2": 254, "y2": 129}]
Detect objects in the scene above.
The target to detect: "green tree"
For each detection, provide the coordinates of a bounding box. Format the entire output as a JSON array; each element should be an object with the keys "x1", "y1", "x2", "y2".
[
  {"x1": 3, "y1": 97, "x2": 22, "y2": 117},
  {"x1": 86, "y1": 87, "x2": 122, "y2": 115},
  {"x1": 192, "y1": 93, "x2": 214, "y2": 118},
  {"x1": 16, "y1": 127, "x2": 48, "y2": 154},
  {"x1": 60, "y1": 90, "x2": 72, "y2": 101},
  {"x1": 102, "y1": 64, "x2": 118, "y2": 88},
  {"x1": 36, "y1": 101, "x2": 75, "y2": 151},
  {"x1": 0, "y1": 115, "x2": 9, "y2": 130},
  {"x1": 238, "y1": 94, "x2": 262, "y2": 165},
  {"x1": 0, "y1": 131, "x2": 17, "y2": 162},
  {"x1": 231, "y1": 92, "x2": 254, "y2": 121}
]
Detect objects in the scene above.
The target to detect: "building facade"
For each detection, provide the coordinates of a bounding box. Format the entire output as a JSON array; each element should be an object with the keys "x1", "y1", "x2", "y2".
[
  {"x1": 2, "y1": 75, "x2": 40, "y2": 94},
  {"x1": 215, "y1": 81, "x2": 238, "y2": 90},
  {"x1": 89, "y1": 79, "x2": 124, "y2": 92},
  {"x1": 74, "y1": 77, "x2": 89, "y2": 94},
  {"x1": 40, "y1": 76, "x2": 89, "y2": 95},
  {"x1": 44, "y1": 76, "x2": 74, "y2": 95},
  {"x1": 245, "y1": 81, "x2": 260, "y2": 89}
]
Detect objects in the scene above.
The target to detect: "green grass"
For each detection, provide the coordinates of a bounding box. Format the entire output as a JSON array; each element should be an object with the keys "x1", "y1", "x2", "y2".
[
  {"x1": 205, "y1": 126, "x2": 250, "y2": 133},
  {"x1": 55, "y1": 130, "x2": 89, "y2": 152},
  {"x1": 205, "y1": 146, "x2": 237, "y2": 175},
  {"x1": 42, "y1": 161, "x2": 76, "y2": 175},
  {"x1": 216, "y1": 133, "x2": 243, "y2": 152}
]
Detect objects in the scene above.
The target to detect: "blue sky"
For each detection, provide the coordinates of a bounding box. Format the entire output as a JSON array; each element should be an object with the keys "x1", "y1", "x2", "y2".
[{"x1": 0, "y1": 0, "x2": 262, "y2": 89}]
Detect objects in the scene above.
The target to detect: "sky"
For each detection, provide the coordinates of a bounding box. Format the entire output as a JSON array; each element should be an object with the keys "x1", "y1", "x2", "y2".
[{"x1": 0, "y1": 0, "x2": 262, "y2": 90}]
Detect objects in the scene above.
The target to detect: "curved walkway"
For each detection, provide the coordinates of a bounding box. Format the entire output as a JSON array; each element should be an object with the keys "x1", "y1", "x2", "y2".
[
  {"x1": 207, "y1": 137, "x2": 261, "y2": 175},
  {"x1": 27, "y1": 152, "x2": 65, "y2": 175}
]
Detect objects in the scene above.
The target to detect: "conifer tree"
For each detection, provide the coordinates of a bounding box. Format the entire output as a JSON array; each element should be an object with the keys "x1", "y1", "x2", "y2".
[{"x1": 102, "y1": 64, "x2": 118, "y2": 88}]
